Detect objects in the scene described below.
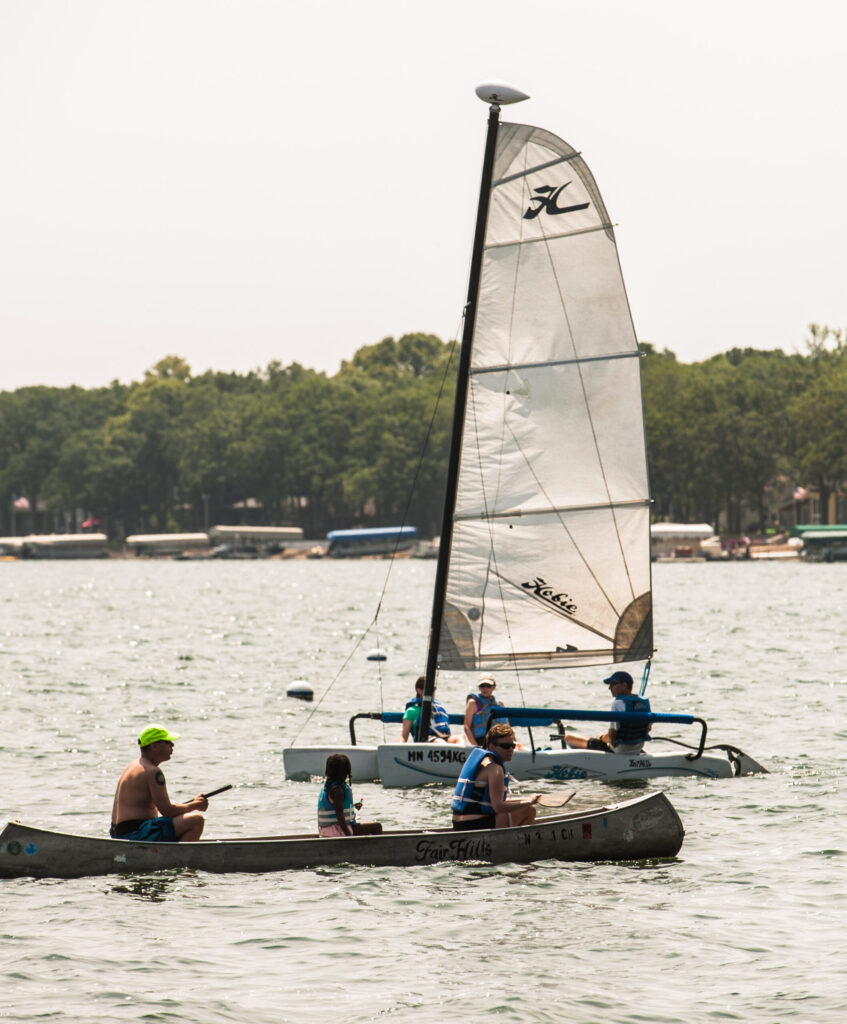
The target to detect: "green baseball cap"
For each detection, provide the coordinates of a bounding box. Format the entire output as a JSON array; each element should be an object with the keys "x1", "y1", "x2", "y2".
[{"x1": 138, "y1": 725, "x2": 180, "y2": 747}]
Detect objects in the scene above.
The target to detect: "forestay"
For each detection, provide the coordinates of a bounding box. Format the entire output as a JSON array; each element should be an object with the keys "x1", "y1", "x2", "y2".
[{"x1": 439, "y1": 122, "x2": 653, "y2": 672}]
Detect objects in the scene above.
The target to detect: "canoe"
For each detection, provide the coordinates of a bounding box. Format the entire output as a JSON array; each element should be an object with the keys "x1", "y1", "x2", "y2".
[
  {"x1": 284, "y1": 742, "x2": 764, "y2": 787},
  {"x1": 0, "y1": 791, "x2": 683, "y2": 879}
]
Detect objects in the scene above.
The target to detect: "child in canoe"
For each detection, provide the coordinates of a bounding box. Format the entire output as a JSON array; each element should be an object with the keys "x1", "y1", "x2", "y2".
[{"x1": 317, "y1": 754, "x2": 382, "y2": 837}]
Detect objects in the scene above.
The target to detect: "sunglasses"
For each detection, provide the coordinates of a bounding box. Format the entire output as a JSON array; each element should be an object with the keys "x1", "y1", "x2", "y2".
[{"x1": 492, "y1": 741, "x2": 516, "y2": 750}]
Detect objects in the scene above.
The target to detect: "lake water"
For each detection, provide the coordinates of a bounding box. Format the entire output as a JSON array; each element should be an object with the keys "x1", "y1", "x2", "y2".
[{"x1": 1, "y1": 559, "x2": 845, "y2": 1023}]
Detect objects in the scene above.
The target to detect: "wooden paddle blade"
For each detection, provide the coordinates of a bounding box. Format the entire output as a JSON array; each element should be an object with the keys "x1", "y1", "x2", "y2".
[{"x1": 536, "y1": 790, "x2": 576, "y2": 808}]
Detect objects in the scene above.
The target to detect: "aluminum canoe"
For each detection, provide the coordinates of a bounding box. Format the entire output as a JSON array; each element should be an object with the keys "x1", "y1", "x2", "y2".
[{"x1": 0, "y1": 791, "x2": 683, "y2": 879}]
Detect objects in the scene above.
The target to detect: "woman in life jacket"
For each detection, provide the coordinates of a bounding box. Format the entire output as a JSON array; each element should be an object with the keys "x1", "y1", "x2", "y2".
[
  {"x1": 451, "y1": 723, "x2": 539, "y2": 831},
  {"x1": 463, "y1": 676, "x2": 527, "y2": 748},
  {"x1": 317, "y1": 754, "x2": 382, "y2": 837},
  {"x1": 463, "y1": 675, "x2": 505, "y2": 745}
]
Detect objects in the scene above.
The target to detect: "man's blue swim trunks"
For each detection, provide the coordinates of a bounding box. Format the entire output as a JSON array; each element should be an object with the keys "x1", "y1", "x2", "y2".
[{"x1": 109, "y1": 817, "x2": 177, "y2": 842}]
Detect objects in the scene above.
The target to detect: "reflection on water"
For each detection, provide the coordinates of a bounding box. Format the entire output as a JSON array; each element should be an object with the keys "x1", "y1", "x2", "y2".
[{"x1": 107, "y1": 871, "x2": 187, "y2": 902}]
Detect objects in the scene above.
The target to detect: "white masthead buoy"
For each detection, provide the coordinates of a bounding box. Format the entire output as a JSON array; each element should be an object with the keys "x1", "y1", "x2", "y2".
[
  {"x1": 287, "y1": 681, "x2": 314, "y2": 702},
  {"x1": 366, "y1": 648, "x2": 387, "y2": 661},
  {"x1": 475, "y1": 81, "x2": 530, "y2": 106}
]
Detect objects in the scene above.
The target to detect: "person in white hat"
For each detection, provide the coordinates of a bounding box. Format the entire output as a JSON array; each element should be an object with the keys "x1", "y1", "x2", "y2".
[{"x1": 463, "y1": 675, "x2": 506, "y2": 746}]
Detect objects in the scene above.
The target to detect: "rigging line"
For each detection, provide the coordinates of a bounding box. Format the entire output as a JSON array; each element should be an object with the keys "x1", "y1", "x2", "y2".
[
  {"x1": 293, "y1": 330, "x2": 463, "y2": 747},
  {"x1": 366, "y1": 327, "x2": 462, "y2": 698},
  {"x1": 290, "y1": 626, "x2": 375, "y2": 744},
  {"x1": 488, "y1": 541, "x2": 532, "y2": 709},
  {"x1": 465, "y1": 146, "x2": 533, "y2": 710},
  {"x1": 464, "y1": 352, "x2": 494, "y2": 671},
  {"x1": 537, "y1": 218, "x2": 638, "y2": 605},
  {"x1": 458, "y1": 130, "x2": 529, "y2": 684},
  {"x1": 487, "y1": 564, "x2": 616, "y2": 644},
  {"x1": 458, "y1": 276, "x2": 522, "y2": 702},
  {"x1": 502, "y1": 417, "x2": 623, "y2": 622},
  {"x1": 467, "y1": 387, "x2": 531, "y2": 708},
  {"x1": 370, "y1": 332, "x2": 461, "y2": 610},
  {"x1": 498, "y1": 155, "x2": 533, "y2": 711},
  {"x1": 373, "y1": 616, "x2": 387, "y2": 744},
  {"x1": 469, "y1": 143, "x2": 567, "y2": 708}
]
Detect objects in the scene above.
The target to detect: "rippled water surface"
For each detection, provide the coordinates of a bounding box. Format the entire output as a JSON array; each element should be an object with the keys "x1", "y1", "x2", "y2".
[{"x1": 1, "y1": 559, "x2": 845, "y2": 1022}]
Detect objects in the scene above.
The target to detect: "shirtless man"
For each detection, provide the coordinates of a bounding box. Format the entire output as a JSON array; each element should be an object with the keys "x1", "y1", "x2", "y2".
[{"x1": 110, "y1": 725, "x2": 208, "y2": 842}]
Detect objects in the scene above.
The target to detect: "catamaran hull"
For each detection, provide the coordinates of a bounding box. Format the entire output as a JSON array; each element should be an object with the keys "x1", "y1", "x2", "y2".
[
  {"x1": 377, "y1": 745, "x2": 739, "y2": 787},
  {"x1": 284, "y1": 743, "x2": 759, "y2": 786},
  {"x1": 283, "y1": 745, "x2": 380, "y2": 782},
  {"x1": 0, "y1": 792, "x2": 683, "y2": 879}
]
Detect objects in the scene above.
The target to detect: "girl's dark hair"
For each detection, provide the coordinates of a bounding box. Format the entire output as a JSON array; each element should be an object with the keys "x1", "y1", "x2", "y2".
[{"x1": 325, "y1": 753, "x2": 352, "y2": 783}]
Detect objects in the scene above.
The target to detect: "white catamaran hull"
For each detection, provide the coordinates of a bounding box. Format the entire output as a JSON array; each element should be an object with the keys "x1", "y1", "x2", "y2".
[
  {"x1": 283, "y1": 745, "x2": 380, "y2": 782},
  {"x1": 0, "y1": 792, "x2": 683, "y2": 879},
  {"x1": 284, "y1": 742, "x2": 759, "y2": 787}
]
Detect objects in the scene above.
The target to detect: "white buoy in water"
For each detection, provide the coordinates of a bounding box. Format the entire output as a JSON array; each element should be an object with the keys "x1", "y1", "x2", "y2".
[
  {"x1": 366, "y1": 648, "x2": 387, "y2": 661},
  {"x1": 287, "y1": 681, "x2": 314, "y2": 701}
]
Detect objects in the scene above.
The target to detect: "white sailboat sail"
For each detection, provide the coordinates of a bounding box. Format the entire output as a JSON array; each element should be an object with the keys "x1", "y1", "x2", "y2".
[{"x1": 439, "y1": 123, "x2": 652, "y2": 672}]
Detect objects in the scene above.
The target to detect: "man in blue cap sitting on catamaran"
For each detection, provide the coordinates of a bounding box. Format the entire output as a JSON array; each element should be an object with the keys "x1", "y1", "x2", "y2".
[
  {"x1": 564, "y1": 671, "x2": 652, "y2": 754},
  {"x1": 110, "y1": 725, "x2": 209, "y2": 842}
]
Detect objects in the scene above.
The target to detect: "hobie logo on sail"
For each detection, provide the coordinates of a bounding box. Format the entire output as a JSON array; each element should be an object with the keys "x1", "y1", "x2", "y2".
[
  {"x1": 524, "y1": 182, "x2": 589, "y2": 220},
  {"x1": 521, "y1": 577, "x2": 577, "y2": 615}
]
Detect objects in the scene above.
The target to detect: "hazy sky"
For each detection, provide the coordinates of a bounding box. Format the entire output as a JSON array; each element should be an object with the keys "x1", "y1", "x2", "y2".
[{"x1": 2, "y1": 0, "x2": 844, "y2": 390}]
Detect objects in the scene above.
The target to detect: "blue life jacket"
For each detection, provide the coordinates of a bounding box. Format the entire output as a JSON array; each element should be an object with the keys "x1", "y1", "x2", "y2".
[
  {"x1": 405, "y1": 696, "x2": 451, "y2": 740},
  {"x1": 317, "y1": 780, "x2": 356, "y2": 828},
  {"x1": 612, "y1": 693, "x2": 652, "y2": 747},
  {"x1": 466, "y1": 692, "x2": 505, "y2": 744},
  {"x1": 451, "y1": 746, "x2": 509, "y2": 816}
]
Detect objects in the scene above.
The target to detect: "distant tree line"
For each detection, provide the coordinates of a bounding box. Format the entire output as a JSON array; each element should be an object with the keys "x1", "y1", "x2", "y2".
[
  {"x1": 1, "y1": 326, "x2": 845, "y2": 540},
  {"x1": 642, "y1": 325, "x2": 847, "y2": 530},
  {"x1": 0, "y1": 334, "x2": 456, "y2": 540}
]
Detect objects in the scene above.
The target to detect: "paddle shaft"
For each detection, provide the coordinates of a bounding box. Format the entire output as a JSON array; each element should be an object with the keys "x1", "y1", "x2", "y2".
[
  {"x1": 202, "y1": 784, "x2": 232, "y2": 799},
  {"x1": 535, "y1": 790, "x2": 576, "y2": 808}
]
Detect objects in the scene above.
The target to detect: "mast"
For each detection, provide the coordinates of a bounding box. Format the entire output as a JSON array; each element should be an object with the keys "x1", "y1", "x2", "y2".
[{"x1": 417, "y1": 82, "x2": 529, "y2": 742}]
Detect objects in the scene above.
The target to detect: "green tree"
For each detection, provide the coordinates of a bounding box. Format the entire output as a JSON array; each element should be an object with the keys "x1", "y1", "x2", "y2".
[{"x1": 788, "y1": 361, "x2": 847, "y2": 523}]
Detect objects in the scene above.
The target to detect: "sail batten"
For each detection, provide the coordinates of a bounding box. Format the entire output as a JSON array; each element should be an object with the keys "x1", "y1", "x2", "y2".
[
  {"x1": 437, "y1": 117, "x2": 653, "y2": 674},
  {"x1": 469, "y1": 350, "x2": 640, "y2": 377},
  {"x1": 484, "y1": 221, "x2": 614, "y2": 251},
  {"x1": 455, "y1": 497, "x2": 651, "y2": 523},
  {"x1": 493, "y1": 151, "x2": 581, "y2": 187}
]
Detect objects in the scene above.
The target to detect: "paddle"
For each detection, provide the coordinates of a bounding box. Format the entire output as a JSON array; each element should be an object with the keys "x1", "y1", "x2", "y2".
[
  {"x1": 534, "y1": 790, "x2": 576, "y2": 808},
  {"x1": 201, "y1": 784, "x2": 233, "y2": 799}
]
